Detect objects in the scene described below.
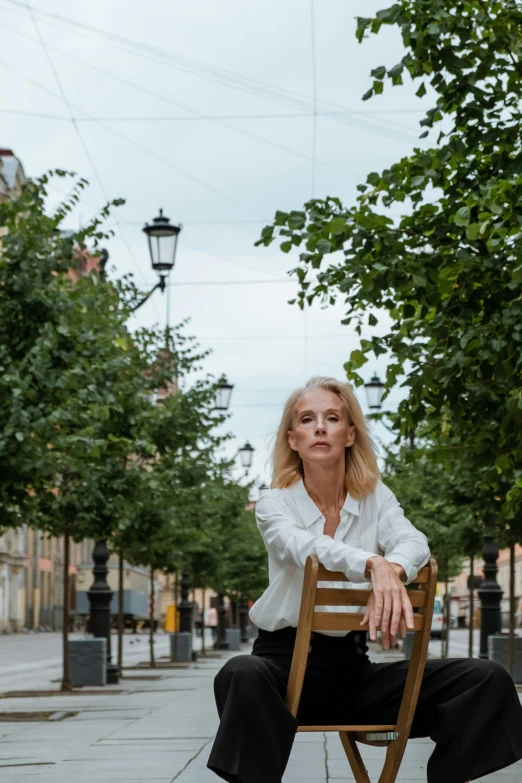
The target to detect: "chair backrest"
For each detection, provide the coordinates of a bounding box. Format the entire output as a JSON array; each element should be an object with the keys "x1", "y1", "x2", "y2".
[{"x1": 285, "y1": 554, "x2": 438, "y2": 733}]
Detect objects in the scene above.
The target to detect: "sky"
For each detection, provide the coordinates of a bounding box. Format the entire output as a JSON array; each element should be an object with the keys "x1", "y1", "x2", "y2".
[{"x1": 0, "y1": 0, "x2": 434, "y2": 488}]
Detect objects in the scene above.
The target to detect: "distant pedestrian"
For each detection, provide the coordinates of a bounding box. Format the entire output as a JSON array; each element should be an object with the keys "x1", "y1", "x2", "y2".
[{"x1": 206, "y1": 606, "x2": 218, "y2": 639}]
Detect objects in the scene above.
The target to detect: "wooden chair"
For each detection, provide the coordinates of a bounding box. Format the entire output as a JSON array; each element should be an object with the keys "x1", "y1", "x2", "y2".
[{"x1": 285, "y1": 554, "x2": 438, "y2": 783}]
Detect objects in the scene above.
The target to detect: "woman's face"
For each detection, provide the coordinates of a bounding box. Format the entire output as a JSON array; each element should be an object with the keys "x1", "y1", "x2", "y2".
[{"x1": 287, "y1": 388, "x2": 356, "y2": 465}]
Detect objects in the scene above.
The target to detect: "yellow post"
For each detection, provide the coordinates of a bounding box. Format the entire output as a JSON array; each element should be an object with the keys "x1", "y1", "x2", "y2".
[{"x1": 164, "y1": 604, "x2": 179, "y2": 632}]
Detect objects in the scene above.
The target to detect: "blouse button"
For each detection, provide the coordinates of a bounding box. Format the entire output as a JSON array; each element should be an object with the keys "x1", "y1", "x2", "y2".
[
  {"x1": 308, "y1": 645, "x2": 313, "y2": 653},
  {"x1": 354, "y1": 634, "x2": 360, "y2": 643}
]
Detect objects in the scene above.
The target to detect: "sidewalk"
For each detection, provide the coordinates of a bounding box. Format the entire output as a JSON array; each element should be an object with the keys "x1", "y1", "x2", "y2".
[{"x1": 0, "y1": 639, "x2": 520, "y2": 782}]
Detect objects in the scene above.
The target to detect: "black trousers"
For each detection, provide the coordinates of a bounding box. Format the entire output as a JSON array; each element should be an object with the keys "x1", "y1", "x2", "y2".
[{"x1": 207, "y1": 627, "x2": 522, "y2": 783}]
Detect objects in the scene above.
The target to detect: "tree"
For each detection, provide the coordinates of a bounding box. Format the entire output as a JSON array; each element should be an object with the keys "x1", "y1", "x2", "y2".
[
  {"x1": 256, "y1": 1, "x2": 522, "y2": 521},
  {"x1": 0, "y1": 173, "x2": 194, "y2": 687}
]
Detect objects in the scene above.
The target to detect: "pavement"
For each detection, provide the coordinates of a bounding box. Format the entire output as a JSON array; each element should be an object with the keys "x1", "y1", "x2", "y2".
[{"x1": 0, "y1": 630, "x2": 520, "y2": 782}]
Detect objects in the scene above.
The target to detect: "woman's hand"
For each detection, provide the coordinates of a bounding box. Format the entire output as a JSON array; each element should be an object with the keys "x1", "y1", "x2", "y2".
[{"x1": 360, "y1": 556, "x2": 414, "y2": 650}]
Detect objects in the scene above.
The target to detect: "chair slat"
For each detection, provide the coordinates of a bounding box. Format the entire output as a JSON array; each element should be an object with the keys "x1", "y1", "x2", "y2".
[
  {"x1": 298, "y1": 724, "x2": 396, "y2": 733},
  {"x1": 312, "y1": 612, "x2": 424, "y2": 632},
  {"x1": 411, "y1": 566, "x2": 429, "y2": 583},
  {"x1": 317, "y1": 565, "x2": 349, "y2": 581},
  {"x1": 315, "y1": 588, "x2": 426, "y2": 608},
  {"x1": 317, "y1": 563, "x2": 429, "y2": 583}
]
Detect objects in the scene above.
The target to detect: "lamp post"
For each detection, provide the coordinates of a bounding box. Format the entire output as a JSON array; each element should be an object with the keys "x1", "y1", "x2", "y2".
[
  {"x1": 87, "y1": 212, "x2": 181, "y2": 683},
  {"x1": 214, "y1": 437, "x2": 255, "y2": 651}
]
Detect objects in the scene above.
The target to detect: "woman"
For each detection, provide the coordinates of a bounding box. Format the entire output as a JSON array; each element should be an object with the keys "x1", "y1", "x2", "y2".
[{"x1": 208, "y1": 377, "x2": 522, "y2": 783}]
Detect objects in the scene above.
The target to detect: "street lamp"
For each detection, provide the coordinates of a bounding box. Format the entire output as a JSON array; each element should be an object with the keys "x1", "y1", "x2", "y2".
[
  {"x1": 214, "y1": 377, "x2": 234, "y2": 411},
  {"x1": 144, "y1": 209, "x2": 181, "y2": 277},
  {"x1": 88, "y1": 212, "x2": 181, "y2": 681},
  {"x1": 363, "y1": 373, "x2": 415, "y2": 450},
  {"x1": 238, "y1": 441, "x2": 255, "y2": 473},
  {"x1": 131, "y1": 209, "x2": 182, "y2": 311},
  {"x1": 364, "y1": 373, "x2": 385, "y2": 410}
]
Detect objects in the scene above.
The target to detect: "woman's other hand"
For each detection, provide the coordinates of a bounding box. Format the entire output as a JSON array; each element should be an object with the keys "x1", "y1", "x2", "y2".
[{"x1": 360, "y1": 556, "x2": 414, "y2": 650}]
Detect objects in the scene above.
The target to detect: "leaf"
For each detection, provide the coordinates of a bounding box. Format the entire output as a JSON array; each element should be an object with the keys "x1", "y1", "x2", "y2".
[
  {"x1": 465, "y1": 223, "x2": 480, "y2": 240},
  {"x1": 416, "y1": 82, "x2": 427, "y2": 98},
  {"x1": 454, "y1": 207, "x2": 470, "y2": 227},
  {"x1": 329, "y1": 217, "x2": 348, "y2": 235},
  {"x1": 280, "y1": 241, "x2": 292, "y2": 253},
  {"x1": 316, "y1": 239, "x2": 332, "y2": 254},
  {"x1": 288, "y1": 211, "x2": 306, "y2": 230},
  {"x1": 347, "y1": 349, "x2": 368, "y2": 369},
  {"x1": 371, "y1": 66, "x2": 386, "y2": 79}
]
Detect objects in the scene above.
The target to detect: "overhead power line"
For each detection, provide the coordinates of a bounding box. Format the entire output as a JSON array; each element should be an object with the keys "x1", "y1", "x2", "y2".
[
  {"x1": 0, "y1": 57, "x2": 264, "y2": 220},
  {"x1": 0, "y1": 21, "x2": 360, "y2": 181},
  {"x1": 147, "y1": 279, "x2": 294, "y2": 287},
  {"x1": 0, "y1": 0, "x2": 420, "y2": 145},
  {"x1": 20, "y1": 3, "x2": 154, "y2": 300},
  {"x1": 0, "y1": 106, "x2": 426, "y2": 122}
]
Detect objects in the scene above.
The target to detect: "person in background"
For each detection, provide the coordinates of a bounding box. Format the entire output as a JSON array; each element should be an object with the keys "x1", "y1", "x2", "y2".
[{"x1": 206, "y1": 605, "x2": 218, "y2": 639}]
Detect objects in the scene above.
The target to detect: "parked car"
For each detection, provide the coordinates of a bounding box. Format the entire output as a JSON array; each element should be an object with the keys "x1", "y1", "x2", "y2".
[{"x1": 431, "y1": 597, "x2": 444, "y2": 638}]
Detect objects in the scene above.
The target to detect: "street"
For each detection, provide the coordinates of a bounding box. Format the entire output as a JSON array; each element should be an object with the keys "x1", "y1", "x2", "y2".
[{"x1": 0, "y1": 633, "x2": 520, "y2": 782}]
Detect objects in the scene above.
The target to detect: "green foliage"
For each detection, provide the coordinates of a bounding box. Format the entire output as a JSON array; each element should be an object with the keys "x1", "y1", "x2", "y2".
[
  {"x1": 0, "y1": 173, "x2": 235, "y2": 578},
  {"x1": 257, "y1": 0, "x2": 522, "y2": 519},
  {"x1": 383, "y1": 443, "x2": 485, "y2": 579}
]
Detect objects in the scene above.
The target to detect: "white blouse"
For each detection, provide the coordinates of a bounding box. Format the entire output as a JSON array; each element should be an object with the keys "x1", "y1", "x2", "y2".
[{"x1": 249, "y1": 478, "x2": 430, "y2": 635}]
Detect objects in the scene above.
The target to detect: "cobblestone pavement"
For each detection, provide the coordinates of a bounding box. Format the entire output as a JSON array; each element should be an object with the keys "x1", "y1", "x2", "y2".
[{"x1": 0, "y1": 636, "x2": 520, "y2": 782}]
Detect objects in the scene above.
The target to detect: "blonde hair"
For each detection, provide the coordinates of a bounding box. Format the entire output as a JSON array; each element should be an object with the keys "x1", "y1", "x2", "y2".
[{"x1": 271, "y1": 376, "x2": 380, "y2": 499}]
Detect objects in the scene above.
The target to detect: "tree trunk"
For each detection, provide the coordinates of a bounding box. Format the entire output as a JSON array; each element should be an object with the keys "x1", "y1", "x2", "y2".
[
  {"x1": 149, "y1": 565, "x2": 155, "y2": 668},
  {"x1": 118, "y1": 549, "x2": 124, "y2": 676},
  {"x1": 172, "y1": 571, "x2": 179, "y2": 661},
  {"x1": 61, "y1": 530, "x2": 72, "y2": 691},
  {"x1": 201, "y1": 588, "x2": 206, "y2": 655},
  {"x1": 442, "y1": 568, "x2": 450, "y2": 658},
  {"x1": 508, "y1": 539, "x2": 516, "y2": 676},
  {"x1": 468, "y1": 554, "x2": 474, "y2": 658}
]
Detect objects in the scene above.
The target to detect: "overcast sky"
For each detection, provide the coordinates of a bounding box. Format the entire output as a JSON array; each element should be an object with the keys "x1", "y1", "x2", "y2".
[{"x1": 0, "y1": 0, "x2": 433, "y2": 488}]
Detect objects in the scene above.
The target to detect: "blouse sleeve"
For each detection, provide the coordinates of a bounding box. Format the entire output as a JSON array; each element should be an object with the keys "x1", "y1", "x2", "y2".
[
  {"x1": 377, "y1": 483, "x2": 431, "y2": 584},
  {"x1": 255, "y1": 490, "x2": 378, "y2": 583}
]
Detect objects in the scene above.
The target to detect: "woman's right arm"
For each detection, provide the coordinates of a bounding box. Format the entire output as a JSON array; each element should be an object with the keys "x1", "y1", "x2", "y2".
[{"x1": 255, "y1": 491, "x2": 377, "y2": 582}]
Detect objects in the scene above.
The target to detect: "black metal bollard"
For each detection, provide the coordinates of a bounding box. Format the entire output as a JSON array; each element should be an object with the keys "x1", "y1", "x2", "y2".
[
  {"x1": 87, "y1": 539, "x2": 119, "y2": 684},
  {"x1": 214, "y1": 590, "x2": 229, "y2": 650},
  {"x1": 478, "y1": 519, "x2": 503, "y2": 659},
  {"x1": 178, "y1": 571, "x2": 193, "y2": 634}
]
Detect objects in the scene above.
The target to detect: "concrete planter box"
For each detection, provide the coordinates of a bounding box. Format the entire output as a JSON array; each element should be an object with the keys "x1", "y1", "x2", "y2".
[
  {"x1": 170, "y1": 632, "x2": 192, "y2": 663},
  {"x1": 488, "y1": 634, "x2": 522, "y2": 682},
  {"x1": 226, "y1": 629, "x2": 241, "y2": 650},
  {"x1": 69, "y1": 638, "x2": 107, "y2": 687}
]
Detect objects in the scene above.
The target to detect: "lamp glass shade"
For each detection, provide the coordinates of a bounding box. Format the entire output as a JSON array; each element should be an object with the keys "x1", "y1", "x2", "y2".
[
  {"x1": 239, "y1": 441, "x2": 255, "y2": 469},
  {"x1": 214, "y1": 379, "x2": 233, "y2": 411},
  {"x1": 143, "y1": 209, "x2": 181, "y2": 274},
  {"x1": 364, "y1": 373, "x2": 385, "y2": 410}
]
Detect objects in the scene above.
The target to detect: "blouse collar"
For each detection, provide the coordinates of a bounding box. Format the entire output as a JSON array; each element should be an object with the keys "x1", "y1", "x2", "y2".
[{"x1": 289, "y1": 478, "x2": 360, "y2": 527}]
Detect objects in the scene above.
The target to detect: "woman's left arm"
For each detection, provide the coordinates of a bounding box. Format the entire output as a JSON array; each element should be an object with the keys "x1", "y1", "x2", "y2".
[{"x1": 377, "y1": 484, "x2": 431, "y2": 585}]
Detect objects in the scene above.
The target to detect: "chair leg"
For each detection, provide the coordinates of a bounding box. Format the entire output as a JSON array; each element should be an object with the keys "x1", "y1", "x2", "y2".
[{"x1": 339, "y1": 732, "x2": 372, "y2": 783}]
